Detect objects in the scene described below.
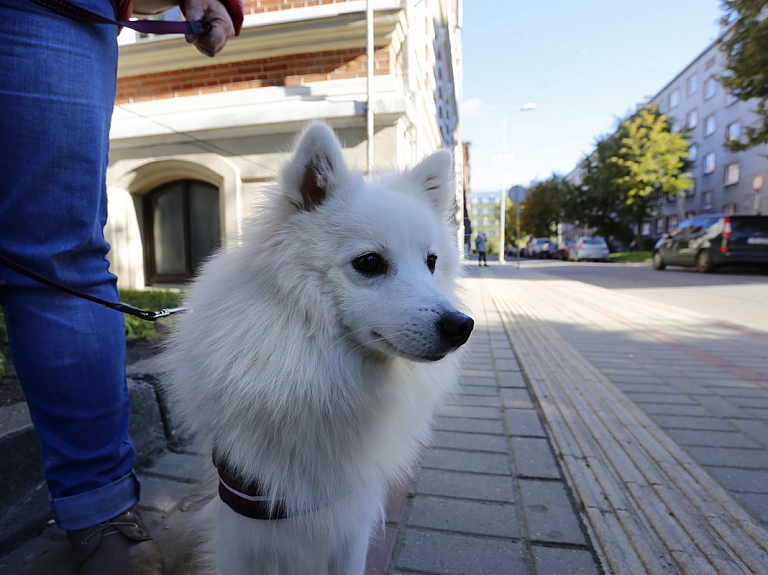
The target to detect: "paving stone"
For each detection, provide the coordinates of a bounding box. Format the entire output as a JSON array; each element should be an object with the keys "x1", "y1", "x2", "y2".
[
  {"x1": 395, "y1": 530, "x2": 528, "y2": 575},
  {"x1": 138, "y1": 476, "x2": 197, "y2": 514},
  {"x1": 421, "y1": 448, "x2": 511, "y2": 475},
  {"x1": 519, "y1": 480, "x2": 585, "y2": 545},
  {"x1": 414, "y1": 469, "x2": 515, "y2": 503},
  {"x1": 706, "y1": 466, "x2": 768, "y2": 494},
  {"x1": 433, "y1": 416, "x2": 505, "y2": 435},
  {"x1": 458, "y1": 384, "x2": 498, "y2": 397},
  {"x1": 685, "y1": 446, "x2": 768, "y2": 470},
  {"x1": 494, "y1": 359, "x2": 520, "y2": 372},
  {"x1": 431, "y1": 431, "x2": 508, "y2": 453},
  {"x1": 460, "y1": 375, "x2": 497, "y2": 387},
  {"x1": 511, "y1": 437, "x2": 561, "y2": 479},
  {"x1": 664, "y1": 429, "x2": 762, "y2": 449},
  {"x1": 733, "y1": 493, "x2": 768, "y2": 524},
  {"x1": 649, "y1": 414, "x2": 735, "y2": 432},
  {"x1": 498, "y1": 370, "x2": 527, "y2": 388},
  {"x1": 501, "y1": 388, "x2": 535, "y2": 410},
  {"x1": 446, "y1": 395, "x2": 500, "y2": 408},
  {"x1": 145, "y1": 451, "x2": 208, "y2": 483},
  {"x1": 506, "y1": 409, "x2": 547, "y2": 438},
  {"x1": 406, "y1": 496, "x2": 520, "y2": 538},
  {"x1": 624, "y1": 393, "x2": 698, "y2": 405},
  {"x1": 437, "y1": 405, "x2": 501, "y2": 419},
  {"x1": 532, "y1": 545, "x2": 600, "y2": 575},
  {"x1": 636, "y1": 403, "x2": 712, "y2": 417}
]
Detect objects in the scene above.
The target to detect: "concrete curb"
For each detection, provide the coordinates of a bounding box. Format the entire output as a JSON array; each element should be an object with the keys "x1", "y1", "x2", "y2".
[{"x1": 0, "y1": 367, "x2": 174, "y2": 555}]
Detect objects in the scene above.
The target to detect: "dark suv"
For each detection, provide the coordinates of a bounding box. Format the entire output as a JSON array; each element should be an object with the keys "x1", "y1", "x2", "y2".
[{"x1": 653, "y1": 214, "x2": 768, "y2": 273}]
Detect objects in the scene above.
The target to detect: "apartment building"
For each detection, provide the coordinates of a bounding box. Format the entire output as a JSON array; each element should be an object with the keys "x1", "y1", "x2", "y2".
[
  {"x1": 651, "y1": 37, "x2": 768, "y2": 235},
  {"x1": 470, "y1": 191, "x2": 501, "y2": 254},
  {"x1": 105, "y1": 0, "x2": 463, "y2": 288}
]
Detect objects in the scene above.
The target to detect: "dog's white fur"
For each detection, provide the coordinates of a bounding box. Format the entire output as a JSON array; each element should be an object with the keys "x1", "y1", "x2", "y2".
[{"x1": 161, "y1": 123, "x2": 472, "y2": 575}]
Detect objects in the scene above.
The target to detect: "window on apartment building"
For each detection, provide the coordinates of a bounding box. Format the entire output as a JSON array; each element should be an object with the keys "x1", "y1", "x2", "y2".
[
  {"x1": 688, "y1": 143, "x2": 698, "y2": 163},
  {"x1": 670, "y1": 89, "x2": 680, "y2": 109},
  {"x1": 726, "y1": 92, "x2": 738, "y2": 106},
  {"x1": 703, "y1": 190, "x2": 713, "y2": 210},
  {"x1": 725, "y1": 162, "x2": 740, "y2": 185},
  {"x1": 687, "y1": 75, "x2": 698, "y2": 95},
  {"x1": 727, "y1": 121, "x2": 741, "y2": 142},
  {"x1": 723, "y1": 203, "x2": 737, "y2": 215},
  {"x1": 655, "y1": 218, "x2": 665, "y2": 235},
  {"x1": 704, "y1": 152, "x2": 716, "y2": 174},
  {"x1": 671, "y1": 121, "x2": 681, "y2": 134},
  {"x1": 658, "y1": 101, "x2": 666, "y2": 114},
  {"x1": 669, "y1": 215, "x2": 679, "y2": 230},
  {"x1": 143, "y1": 180, "x2": 220, "y2": 285},
  {"x1": 686, "y1": 109, "x2": 698, "y2": 129},
  {"x1": 687, "y1": 179, "x2": 696, "y2": 197},
  {"x1": 704, "y1": 114, "x2": 716, "y2": 137},
  {"x1": 705, "y1": 77, "x2": 717, "y2": 100}
]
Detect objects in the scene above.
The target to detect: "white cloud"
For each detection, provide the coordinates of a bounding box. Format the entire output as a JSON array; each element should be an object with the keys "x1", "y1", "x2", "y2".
[{"x1": 460, "y1": 97, "x2": 484, "y2": 117}]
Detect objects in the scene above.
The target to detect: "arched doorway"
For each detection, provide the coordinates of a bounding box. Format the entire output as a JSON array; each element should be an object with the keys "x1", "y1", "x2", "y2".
[{"x1": 143, "y1": 180, "x2": 220, "y2": 284}]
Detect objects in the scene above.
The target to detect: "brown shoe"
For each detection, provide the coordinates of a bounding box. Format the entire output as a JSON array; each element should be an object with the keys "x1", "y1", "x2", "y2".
[{"x1": 67, "y1": 504, "x2": 166, "y2": 575}]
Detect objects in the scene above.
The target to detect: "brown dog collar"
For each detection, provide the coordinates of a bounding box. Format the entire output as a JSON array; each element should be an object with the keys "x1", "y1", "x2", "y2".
[{"x1": 214, "y1": 458, "x2": 289, "y2": 521}]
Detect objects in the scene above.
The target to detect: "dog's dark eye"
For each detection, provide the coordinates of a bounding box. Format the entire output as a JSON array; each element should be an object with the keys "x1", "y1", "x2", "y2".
[
  {"x1": 353, "y1": 252, "x2": 387, "y2": 276},
  {"x1": 426, "y1": 253, "x2": 437, "y2": 274}
]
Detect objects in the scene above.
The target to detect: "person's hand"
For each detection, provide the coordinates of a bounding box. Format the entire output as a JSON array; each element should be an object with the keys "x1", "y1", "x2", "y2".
[{"x1": 183, "y1": 0, "x2": 234, "y2": 57}]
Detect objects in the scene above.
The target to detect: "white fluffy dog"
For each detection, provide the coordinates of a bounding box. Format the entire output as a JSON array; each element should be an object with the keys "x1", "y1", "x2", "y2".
[{"x1": 162, "y1": 122, "x2": 473, "y2": 574}]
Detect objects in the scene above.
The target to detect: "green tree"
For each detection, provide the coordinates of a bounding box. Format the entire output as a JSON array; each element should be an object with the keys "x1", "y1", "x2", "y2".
[
  {"x1": 719, "y1": 0, "x2": 768, "y2": 150},
  {"x1": 613, "y1": 107, "x2": 692, "y2": 247},
  {"x1": 521, "y1": 177, "x2": 563, "y2": 238},
  {"x1": 505, "y1": 200, "x2": 519, "y2": 252},
  {"x1": 562, "y1": 129, "x2": 633, "y2": 243}
]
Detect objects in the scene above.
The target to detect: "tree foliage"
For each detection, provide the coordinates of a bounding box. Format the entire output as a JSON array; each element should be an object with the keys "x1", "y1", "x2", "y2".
[
  {"x1": 562, "y1": 129, "x2": 632, "y2": 243},
  {"x1": 521, "y1": 177, "x2": 563, "y2": 238},
  {"x1": 613, "y1": 107, "x2": 692, "y2": 244},
  {"x1": 560, "y1": 106, "x2": 690, "y2": 245},
  {"x1": 719, "y1": 0, "x2": 768, "y2": 150}
]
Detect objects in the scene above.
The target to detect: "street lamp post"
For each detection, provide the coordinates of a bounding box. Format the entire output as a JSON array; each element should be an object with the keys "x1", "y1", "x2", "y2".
[{"x1": 499, "y1": 103, "x2": 536, "y2": 265}]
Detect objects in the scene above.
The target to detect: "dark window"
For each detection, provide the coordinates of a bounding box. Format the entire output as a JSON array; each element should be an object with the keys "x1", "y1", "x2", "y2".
[{"x1": 143, "y1": 180, "x2": 220, "y2": 284}]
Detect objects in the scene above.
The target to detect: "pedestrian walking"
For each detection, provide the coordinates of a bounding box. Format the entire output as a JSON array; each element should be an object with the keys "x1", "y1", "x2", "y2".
[{"x1": 475, "y1": 232, "x2": 488, "y2": 266}]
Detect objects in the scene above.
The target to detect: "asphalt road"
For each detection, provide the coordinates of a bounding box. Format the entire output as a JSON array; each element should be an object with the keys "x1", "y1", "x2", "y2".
[{"x1": 501, "y1": 258, "x2": 768, "y2": 334}]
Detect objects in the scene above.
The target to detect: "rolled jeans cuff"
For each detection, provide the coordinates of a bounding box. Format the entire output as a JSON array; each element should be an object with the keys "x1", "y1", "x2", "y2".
[{"x1": 50, "y1": 470, "x2": 141, "y2": 531}]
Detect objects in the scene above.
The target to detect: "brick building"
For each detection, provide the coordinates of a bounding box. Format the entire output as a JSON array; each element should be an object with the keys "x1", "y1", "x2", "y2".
[{"x1": 105, "y1": 0, "x2": 464, "y2": 288}]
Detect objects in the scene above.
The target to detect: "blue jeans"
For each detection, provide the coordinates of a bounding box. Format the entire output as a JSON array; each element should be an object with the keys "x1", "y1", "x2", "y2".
[{"x1": 0, "y1": 0, "x2": 140, "y2": 530}]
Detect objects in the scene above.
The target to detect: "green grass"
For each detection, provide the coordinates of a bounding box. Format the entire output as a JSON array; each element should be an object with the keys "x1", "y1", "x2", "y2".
[
  {"x1": 119, "y1": 289, "x2": 185, "y2": 342},
  {"x1": 609, "y1": 251, "x2": 652, "y2": 263}
]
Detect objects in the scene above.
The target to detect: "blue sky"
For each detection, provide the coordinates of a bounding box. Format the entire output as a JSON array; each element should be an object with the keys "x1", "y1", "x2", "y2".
[{"x1": 461, "y1": 0, "x2": 725, "y2": 193}]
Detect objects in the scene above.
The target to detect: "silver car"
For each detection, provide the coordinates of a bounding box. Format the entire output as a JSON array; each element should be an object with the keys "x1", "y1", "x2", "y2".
[{"x1": 569, "y1": 236, "x2": 609, "y2": 262}]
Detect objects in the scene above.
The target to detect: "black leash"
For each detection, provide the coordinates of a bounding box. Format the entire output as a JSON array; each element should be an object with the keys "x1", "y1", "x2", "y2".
[
  {"x1": 28, "y1": 0, "x2": 212, "y2": 36},
  {"x1": 0, "y1": 253, "x2": 186, "y2": 321}
]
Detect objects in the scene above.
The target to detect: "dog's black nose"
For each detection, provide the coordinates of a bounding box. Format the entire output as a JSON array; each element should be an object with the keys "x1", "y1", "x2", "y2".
[{"x1": 439, "y1": 311, "x2": 474, "y2": 348}]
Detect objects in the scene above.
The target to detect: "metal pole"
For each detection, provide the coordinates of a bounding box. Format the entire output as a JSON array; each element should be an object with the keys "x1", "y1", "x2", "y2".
[
  {"x1": 366, "y1": 0, "x2": 374, "y2": 173},
  {"x1": 516, "y1": 186, "x2": 521, "y2": 268},
  {"x1": 499, "y1": 115, "x2": 507, "y2": 263}
]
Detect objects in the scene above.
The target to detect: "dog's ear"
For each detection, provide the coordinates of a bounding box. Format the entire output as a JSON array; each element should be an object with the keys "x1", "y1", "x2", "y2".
[
  {"x1": 280, "y1": 123, "x2": 348, "y2": 211},
  {"x1": 409, "y1": 149, "x2": 455, "y2": 213}
]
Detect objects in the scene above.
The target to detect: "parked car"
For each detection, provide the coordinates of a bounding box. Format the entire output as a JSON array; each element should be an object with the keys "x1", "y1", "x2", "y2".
[
  {"x1": 653, "y1": 214, "x2": 768, "y2": 273},
  {"x1": 555, "y1": 241, "x2": 575, "y2": 261},
  {"x1": 569, "y1": 236, "x2": 610, "y2": 262},
  {"x1": 527, "y1": 238, "x2": 552, "y2": 258}
]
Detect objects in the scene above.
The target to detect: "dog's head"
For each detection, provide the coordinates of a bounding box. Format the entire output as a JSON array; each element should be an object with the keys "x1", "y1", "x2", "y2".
[{"x1": 271, "y1": 122, "x2": 473, "y2": 363}]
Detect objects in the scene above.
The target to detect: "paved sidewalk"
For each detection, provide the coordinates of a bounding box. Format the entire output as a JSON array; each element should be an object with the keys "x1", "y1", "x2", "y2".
[{"x1": 2, "y1": 262, "x2": 768, "y2": 574}]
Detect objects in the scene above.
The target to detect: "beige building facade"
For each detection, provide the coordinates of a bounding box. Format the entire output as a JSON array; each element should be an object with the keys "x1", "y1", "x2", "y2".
[{"x1": 105, "y1": 0, "x2": 463, "y2": 289}]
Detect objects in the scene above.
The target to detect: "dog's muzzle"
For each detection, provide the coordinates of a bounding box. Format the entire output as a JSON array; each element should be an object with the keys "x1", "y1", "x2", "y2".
[{"x1": 438, "y1": 311, "x2": 474, "y2": 349}]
